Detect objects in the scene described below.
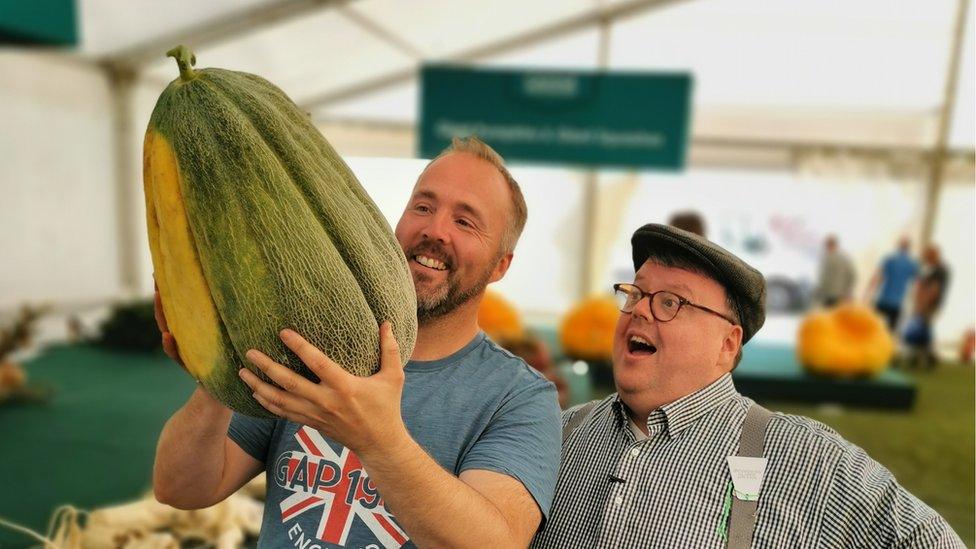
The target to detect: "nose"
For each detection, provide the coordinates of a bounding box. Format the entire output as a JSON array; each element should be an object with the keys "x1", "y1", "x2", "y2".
[
  {"x1": 421, "y1": 212, "x2": 451, "y2": 243},
  {"x1": 630, "y1": 294, "x2": 653, "y2": 322}
]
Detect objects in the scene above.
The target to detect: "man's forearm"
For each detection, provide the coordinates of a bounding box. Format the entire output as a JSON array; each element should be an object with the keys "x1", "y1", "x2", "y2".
[
  {"x1": 361, "y1": 435, "x2": 530, "y2": 549},
  {"x1": 153, "y1": 387, "x2": 233, "y2": 509}
]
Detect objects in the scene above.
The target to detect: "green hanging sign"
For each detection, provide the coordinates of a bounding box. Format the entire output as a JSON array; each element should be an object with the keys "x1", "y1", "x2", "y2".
[
  {"x1": 0, "y1": 0, "x2": 78, "y2": 46},
  {"x1": 420, "y1": 65, "x2": 692, "y2": 170}
]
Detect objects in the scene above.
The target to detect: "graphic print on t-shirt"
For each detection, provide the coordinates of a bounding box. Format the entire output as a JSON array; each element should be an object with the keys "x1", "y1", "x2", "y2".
[{"x1": 274, "y1": 426, "x2": 409, "y2": 548}]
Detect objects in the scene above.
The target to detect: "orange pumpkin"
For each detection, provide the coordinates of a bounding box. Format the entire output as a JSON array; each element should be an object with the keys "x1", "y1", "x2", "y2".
[
  {"x1": 560, "y1": 296, "x2": 619, "y2": 361},
  {"x1": 0, "y1": 361, "x2": 26, "y2": 397},
  {"x1": 797, "y1": 304, "x2": 894, "y2": 377},
  {"x1": 478, "y1": 290, "x2": 524, "y2": 343}
]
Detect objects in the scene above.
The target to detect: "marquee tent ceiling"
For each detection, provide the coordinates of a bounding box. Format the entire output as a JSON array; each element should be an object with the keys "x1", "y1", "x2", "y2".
[{"x1": 69, "y1": 0, "x2": 973, "y2": 150}]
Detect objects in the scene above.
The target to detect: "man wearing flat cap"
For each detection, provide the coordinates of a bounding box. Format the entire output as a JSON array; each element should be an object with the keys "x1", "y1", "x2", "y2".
[{"x1": 532, "y1": 224, "x2": 962, "y2": 548}]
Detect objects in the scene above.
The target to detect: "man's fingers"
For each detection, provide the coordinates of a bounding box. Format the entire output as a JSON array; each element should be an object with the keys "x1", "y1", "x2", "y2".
[
  {"x1": 279, "y1": 329, "x2": 347, "y2": 385},
  {"x1": 378, "y1": 321, "x2": 403, "y2": 376},
  {"x1": 239, "y1": 366, "x2": 317, "y2": 422},
  {"x1": 153, "y1": 282, "x2": 170, "y2": 333},
  {"x1": 244, "y1": 349, "x2": 317, "y2": 399},
  {"x1": 153, "y1": 279, "x2": 186, "y2": 368},
  {"x1": 250, "y1": 392, "x2": 318, "y2": 426},
  {"x1": 250, "y1": 391, "x2": 293, "y2": 419},
  {"x1": 161, "y1": 332, "x2": 185, "y2": 367},
  {"x1": 250, "y1": 391, "x2": 287, "y2": 417}
]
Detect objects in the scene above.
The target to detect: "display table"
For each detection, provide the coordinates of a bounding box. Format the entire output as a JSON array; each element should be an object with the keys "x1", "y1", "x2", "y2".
[
  {"x1": 733, "y1": 342, "x2": 916, "y2": 410},
  {"x1": 537, "y1": 327, "x2": 916, "y2": 410}
]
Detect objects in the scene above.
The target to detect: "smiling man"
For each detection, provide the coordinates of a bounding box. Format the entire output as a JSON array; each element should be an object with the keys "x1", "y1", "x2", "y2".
[
  {"x1": 532, "y1": 224, "x2": 962, "y2": 548},
  {"x1": 153, "y1": 137, "x2": 561, "y2": 549}
]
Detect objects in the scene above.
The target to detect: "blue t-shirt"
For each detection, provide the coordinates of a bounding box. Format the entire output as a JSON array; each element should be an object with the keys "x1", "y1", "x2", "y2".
[
  {"x1": 228, "y1": 332, "x2": 561, "y2": 549},
  {"x1": 877, "y1": 252, "x2": 919, "y2": 307}
]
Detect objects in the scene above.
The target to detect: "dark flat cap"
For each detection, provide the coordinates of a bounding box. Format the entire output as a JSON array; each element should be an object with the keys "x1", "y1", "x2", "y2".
[{"x1": 631, "y1": 223, "x2": 766, "y2": 343}]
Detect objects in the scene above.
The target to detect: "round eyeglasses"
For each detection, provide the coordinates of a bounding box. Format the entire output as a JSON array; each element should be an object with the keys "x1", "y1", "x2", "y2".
[{"x1": 612, "y1": 283, "x2": 737, "y2": 325}]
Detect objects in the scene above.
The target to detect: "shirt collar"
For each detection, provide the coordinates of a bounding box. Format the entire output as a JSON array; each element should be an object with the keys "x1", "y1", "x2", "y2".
[{"x1": 614, "y1": 373, "x2": 738, "y2": 439}]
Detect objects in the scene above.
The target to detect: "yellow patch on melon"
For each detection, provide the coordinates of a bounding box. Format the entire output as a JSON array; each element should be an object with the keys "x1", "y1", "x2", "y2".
[{"x1": 143, "y1": 130, "x2": 225, "y2": 381}]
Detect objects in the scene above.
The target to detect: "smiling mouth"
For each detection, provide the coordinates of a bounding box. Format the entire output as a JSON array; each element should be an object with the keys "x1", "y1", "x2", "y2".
[
  {"x1": 628, "y1": 335, "x2": 657, "y2": 355},
  {"x1": 413, "y1": 254, "x2": 449, "y2": 271}
]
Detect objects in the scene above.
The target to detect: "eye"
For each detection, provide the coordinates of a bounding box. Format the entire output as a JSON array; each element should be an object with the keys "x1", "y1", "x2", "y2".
[
  {"x1": 455, "y1": 218, "x2": 472, "y2": 228},
  {"x1": 414, "y1": 204, "x2": 432, "y2": 214}
]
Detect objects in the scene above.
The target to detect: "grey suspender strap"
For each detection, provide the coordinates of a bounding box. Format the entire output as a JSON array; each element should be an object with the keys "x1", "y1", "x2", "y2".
[
  {"x1": 562, "y1": 400, "x2": 598, "y2": 443},
  {"x1": 727, "y1": 402, "x2": 774, "y2": 549}
]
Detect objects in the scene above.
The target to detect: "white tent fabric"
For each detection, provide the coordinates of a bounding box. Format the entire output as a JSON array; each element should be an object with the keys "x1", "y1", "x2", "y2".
[
  {"x1": 322, "y1": 0, "x2": 961, "y2": 145},
  {"x1": 0, "y1": 54, "x2": 118, "y2": 310},
  {"x1": 72, "y1": 0, "x2": 971, "y2": 148}
]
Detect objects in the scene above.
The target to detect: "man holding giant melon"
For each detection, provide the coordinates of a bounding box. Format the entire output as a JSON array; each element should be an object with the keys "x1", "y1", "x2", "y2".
[{"x1": 148, "y1": 47, "x2": 560, "y2": 549}]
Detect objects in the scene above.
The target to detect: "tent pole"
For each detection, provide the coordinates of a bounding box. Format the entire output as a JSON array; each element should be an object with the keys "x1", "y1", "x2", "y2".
[
  {"x1": 580, "y1": 15, "x2": 615, "y2": 299},
  {"x1": 920, "y1": 0, "x2": 970, "y2": 247},
  {"x1": 108, "y1": 65, "x2": 141, "y2": 299},
  {"x1": 580, "y1": 173, "x2": 600, "y2": 299}
]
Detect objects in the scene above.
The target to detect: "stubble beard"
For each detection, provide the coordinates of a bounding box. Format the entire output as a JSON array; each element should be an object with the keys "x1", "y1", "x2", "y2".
[{"x1": 415, "y1": 264, "x2": 496, "y2": 324}]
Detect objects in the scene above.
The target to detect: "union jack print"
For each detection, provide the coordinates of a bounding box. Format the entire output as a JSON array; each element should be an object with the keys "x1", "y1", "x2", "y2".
[{"x1": 274, "y1": 426, "x2": 409, "y2": 548}]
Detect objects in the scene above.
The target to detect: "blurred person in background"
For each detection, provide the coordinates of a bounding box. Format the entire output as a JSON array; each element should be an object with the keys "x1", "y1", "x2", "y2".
[
  {"x1": 152, "y1": 137, "x2": 561, "y2": 548},
  {"x1": 502, "y1": 334, "x2": 570, "y2": 409},
  {"x1": 813, "y1": 234, "x2": 856, "y2": 308},
  {"x1": 865, "y1": 236, "x2": 919, "y2": 332},
  {"x1": 532, "y1": 224, "x2": 962, "y2": 548},
  {"x1": 668, "y1": 210, "x2": 707, "y2": 237},
  {"x1": 903, "y1": 244, "x2": 951, "y2": 370}
]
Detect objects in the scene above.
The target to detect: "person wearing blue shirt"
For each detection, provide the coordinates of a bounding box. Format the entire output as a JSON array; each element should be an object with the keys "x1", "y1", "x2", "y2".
[{"x1": 865, "y1": 237, "x2": 919, "y2": 331}]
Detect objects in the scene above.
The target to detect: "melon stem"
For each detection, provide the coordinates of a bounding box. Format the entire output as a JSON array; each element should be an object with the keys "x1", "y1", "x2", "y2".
[{"x1": 166, "y1": 45, "x2": 198, "y2": 82}]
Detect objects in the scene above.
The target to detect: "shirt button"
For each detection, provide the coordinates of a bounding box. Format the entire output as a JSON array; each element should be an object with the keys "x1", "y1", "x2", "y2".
[
  {"x1": 630, "y1": 447, "x2": 640, "y2": 457},
  {"x1": 613, "y1": 496, "x2": 623, "y2": 506}
]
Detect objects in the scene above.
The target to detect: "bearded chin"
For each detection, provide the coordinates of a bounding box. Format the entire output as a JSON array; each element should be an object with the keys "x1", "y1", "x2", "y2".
[{"x1": 416, "y1": 268, "x2": 494, "y2": 323}]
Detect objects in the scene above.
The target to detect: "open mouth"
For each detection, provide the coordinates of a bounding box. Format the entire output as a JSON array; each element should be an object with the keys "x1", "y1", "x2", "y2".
[
  {"x1": 413, "y1": 254, "x2": 449, "y2": 271},
  {"x1": 627, "y1": 335, "x2": 657, "y2": 355}
]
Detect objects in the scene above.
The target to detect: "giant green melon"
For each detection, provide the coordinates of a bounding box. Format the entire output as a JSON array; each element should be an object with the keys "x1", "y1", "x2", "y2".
[{"x1": 144, "y1": 46, "x2": 417, "y2": 417}]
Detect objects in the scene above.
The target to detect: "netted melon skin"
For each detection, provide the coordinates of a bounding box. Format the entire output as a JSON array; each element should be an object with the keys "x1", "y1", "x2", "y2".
[{"x1": 145, "y1": 67, "x2": 417, "y2": 418}]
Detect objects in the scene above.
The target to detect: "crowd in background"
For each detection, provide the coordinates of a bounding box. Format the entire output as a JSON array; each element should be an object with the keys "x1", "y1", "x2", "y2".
[
  {"x1": 660, "y1": 210, "x2": 956, "y2": 370},
  {"x1": 815, "y1": 235, "x2": 951, "y2": 370}
]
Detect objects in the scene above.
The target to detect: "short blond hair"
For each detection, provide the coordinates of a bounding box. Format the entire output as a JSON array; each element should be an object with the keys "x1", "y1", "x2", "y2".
[{"x1": 430, "y1": 136, "x2": 527, "y2": 253}]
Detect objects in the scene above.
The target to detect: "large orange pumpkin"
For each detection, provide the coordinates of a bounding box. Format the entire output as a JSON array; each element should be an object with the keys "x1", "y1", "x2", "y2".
[
  {"x1": 797, "y1": 304, "x2": 894, "y2": 377},
  {"x1": 478, "y1": 290, "x2": 524, "y2": 343},
  {"x1": 560, "y1": 296, "x2": 619, "y2": 361}
]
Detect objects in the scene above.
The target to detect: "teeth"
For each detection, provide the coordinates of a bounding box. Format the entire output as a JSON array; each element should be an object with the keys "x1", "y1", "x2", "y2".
[
  {"x1": 630, "y1": 335, "x2": 650, "y2": 345},
  {"x1": 416, "y1": 255, "x2": 447, "y2": 271}
]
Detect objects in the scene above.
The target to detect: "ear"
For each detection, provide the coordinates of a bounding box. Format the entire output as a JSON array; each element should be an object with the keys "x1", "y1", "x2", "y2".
[
  {"x1": 719, "y1": 324, "x2": 744, "y2": 371},
  {"x1": 488, "y1": 252, "x2": 514, "y2": 284}
]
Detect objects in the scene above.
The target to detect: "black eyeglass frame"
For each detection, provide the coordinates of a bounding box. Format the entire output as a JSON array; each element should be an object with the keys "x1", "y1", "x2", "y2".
[{"x1": 612, "y1": 283, "x2": 738, "y2": 326}]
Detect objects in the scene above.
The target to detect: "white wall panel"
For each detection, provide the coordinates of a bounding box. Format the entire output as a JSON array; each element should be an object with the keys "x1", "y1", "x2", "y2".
[{"x1": 0, "y1": 53, "x2": 118, "y2": 310}]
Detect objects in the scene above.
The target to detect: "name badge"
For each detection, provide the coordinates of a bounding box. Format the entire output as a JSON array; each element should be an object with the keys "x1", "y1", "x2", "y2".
[{"x1": 726, "y1": 456, "x2": 767, "y2": 501}]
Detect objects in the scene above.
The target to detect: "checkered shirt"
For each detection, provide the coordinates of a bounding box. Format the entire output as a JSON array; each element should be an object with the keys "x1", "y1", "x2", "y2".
[{"x1": 531, "y1": 374, "x2": 963, "y2": 548}]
